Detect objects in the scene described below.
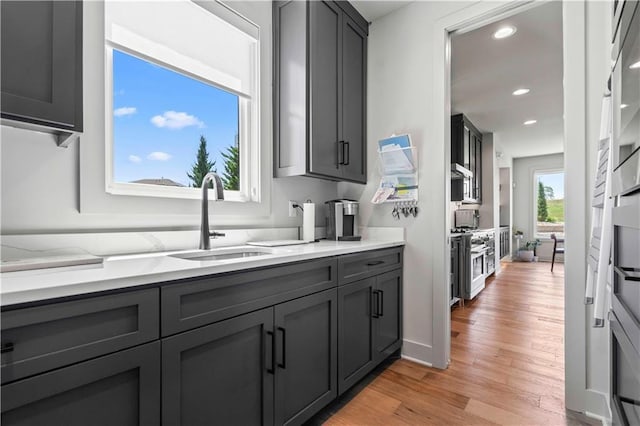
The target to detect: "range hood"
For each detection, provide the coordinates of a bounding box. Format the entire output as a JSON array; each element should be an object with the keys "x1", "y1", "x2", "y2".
[{"x1": 451, "y1": 163, "x2": 473, "y2": 180}]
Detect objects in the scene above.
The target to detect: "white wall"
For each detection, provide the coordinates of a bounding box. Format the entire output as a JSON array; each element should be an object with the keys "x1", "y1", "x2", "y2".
[
  {"x1": 499, "y1": 167, "x2": 511, "y2": 227},
  {"x1": 338, "y1": 0, "x2": 531, "y2": 368},
  {"x1": 0, "y1": 1, "x2": 339, "y2": 235},
  {"x1": 478, "y1": 133, "x2": 494, "y2": 230}
]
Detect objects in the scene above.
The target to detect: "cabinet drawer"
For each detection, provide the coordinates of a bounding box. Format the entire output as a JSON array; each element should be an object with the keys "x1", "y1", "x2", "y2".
[
  {"x1": 161, "y1": 257, "x2": 337, "y2": 336},
  {"x1": 338, "y1": 247, "x2": 403, "y2": 285},
  {"x1": 1, "y1": 341, "x2": 160, "y2": 426},
  {"x1": 1, "y1": 288, "x2": 159, "y2": 384}
]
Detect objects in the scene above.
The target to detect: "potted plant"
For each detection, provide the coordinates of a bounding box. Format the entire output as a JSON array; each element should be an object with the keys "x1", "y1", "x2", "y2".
[{"x1": 519, "y1": 239, "x2": 541, "y2": 262}]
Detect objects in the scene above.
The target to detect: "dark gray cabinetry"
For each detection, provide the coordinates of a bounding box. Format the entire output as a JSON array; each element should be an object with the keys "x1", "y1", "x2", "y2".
[
  {"x1": 162, "y1": 288, "x2": 337, "y2": 426},
  {"x1": 373, "y1": 269, "x2": 403, "y2": 361},
  {"x1": 1, "y1": 288, "x2": 159, "y2": 384},
  {"x1": 1, "y1": 342, "x2": 161, "y2": 426},
  {"x1": 1, "y1": 248, "x2": 402, "y2": 426},
  {"x1": 337, "y1": 247, "x2": 403, "y2": 284},
  {"x1": 274, "y1": 289, "x2": 337, "y2": 426},
  {"x1": 0, "y1": 1, "x2": 83, "y2": 144},
  {"x1": 161, "y1": 257, "x2": 337, "y2": 336},
  {"x1": 274, "y1": 0, "x2": 368, "y2": 183},
  {"x1": 451, "y1": 114, "x2": 483, "y2": 203},
  {"x1": 337, "y1": 278, "x2": 375, "y2": 394},
  {"x1": 337, "y1": 250, "x2": 403, "y2": 395},
  {"x1": 162, "y1": 308, "x2": 275, "y2": 426}
]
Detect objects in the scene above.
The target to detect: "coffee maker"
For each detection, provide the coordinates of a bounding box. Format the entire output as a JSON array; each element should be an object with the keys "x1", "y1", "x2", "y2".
[{"x1": 325, "y1": 199, "x2": 361, "y2": 241}]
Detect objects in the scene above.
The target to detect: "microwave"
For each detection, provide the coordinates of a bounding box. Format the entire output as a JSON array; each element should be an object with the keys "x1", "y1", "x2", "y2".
[{"x1": 454, "y1": 209, "x2": 479, "y2": 229}]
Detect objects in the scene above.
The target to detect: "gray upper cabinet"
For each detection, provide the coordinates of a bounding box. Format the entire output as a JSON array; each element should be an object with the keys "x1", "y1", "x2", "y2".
[
  {"x1": 274, "y1": 0, "x2": 368, "y2": 184},
  {"x1": 0, "y1": 1, "x2": 83, "y2": 143},
  {"x1": 451, "y1": 114, "x2": 482, "y2": 203}
]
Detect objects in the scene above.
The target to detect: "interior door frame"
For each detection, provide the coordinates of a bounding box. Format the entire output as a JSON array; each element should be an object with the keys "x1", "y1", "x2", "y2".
[{"x1": 434, "y1": 0, "x2": 595, "y2": 416}]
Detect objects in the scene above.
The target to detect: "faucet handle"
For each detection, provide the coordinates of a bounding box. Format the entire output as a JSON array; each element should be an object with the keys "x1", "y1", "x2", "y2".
[{"x1": 210, "y1": 231, "x2": 226, "y2": 239}]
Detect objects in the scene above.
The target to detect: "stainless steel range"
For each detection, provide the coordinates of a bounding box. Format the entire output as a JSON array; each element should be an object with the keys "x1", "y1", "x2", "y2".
[
  {"x1": 451, "y1": 229, "x2": 486, "y2": 302},
  {"x1": 472, "y1": 230, "x2": 496, "y2": 276}
]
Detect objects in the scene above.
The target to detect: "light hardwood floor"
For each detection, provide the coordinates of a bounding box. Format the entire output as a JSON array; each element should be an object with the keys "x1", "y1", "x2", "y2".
[{"x1": 325, "y1": 261, "x2": 600, "y2": 425}]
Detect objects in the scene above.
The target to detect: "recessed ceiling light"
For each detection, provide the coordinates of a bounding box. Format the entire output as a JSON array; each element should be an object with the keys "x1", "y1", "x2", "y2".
[
  {"x1": 621, "y1": 104, "x2": 628, "y2": 109},
  {"x1": 630, "y1": 60, "x2": 640, "y2": 69},
  {"x1": 493, "y1": 26, "x2": 517, "y2": 39},
  {"x1": 524, "y1": 119, "x2": 537, "y2": 125},
  {"x1": 512, "y1": 88, "x2": 530, "y2": 96}
]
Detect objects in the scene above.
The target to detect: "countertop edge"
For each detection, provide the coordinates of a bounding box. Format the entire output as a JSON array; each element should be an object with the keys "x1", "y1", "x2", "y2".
[{"x1": 1, "y1": 241, "x2": 405, "y2": 308}]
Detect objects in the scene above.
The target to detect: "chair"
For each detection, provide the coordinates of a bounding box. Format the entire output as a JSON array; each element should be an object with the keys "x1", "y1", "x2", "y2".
[{"x1": 551, "y1": 234, "x2": 564, "y2": 272}]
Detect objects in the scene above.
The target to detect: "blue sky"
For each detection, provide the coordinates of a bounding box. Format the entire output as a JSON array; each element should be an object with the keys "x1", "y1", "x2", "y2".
[
  {"x1": 113, "y1": 50, "x2": 239, "y2": 187},
  {"x1": 537, "y1": 172, "x2": 564, "y2": 199}
]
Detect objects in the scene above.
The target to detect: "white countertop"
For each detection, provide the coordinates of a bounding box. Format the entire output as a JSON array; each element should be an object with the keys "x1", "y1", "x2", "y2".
[{"x1": 0, "y1": 240, "x2": 404, "y2": 307}]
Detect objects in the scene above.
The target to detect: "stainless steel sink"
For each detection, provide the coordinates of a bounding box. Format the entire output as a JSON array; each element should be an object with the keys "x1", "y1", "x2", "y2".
[{"x1": 169, "y1": 246, "x2": 273, "y2": 262}]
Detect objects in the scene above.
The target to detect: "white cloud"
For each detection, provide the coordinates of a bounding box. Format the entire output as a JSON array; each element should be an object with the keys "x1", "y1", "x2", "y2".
[
  {"x1": 147, "y1": 151, "x2": 172, "y2": 161},
  {"x1": 114, "y1": 106, "x2": 137, "y2": 117},
  {"x1": 128, "y1": 155, "x2": 142, "y2": 163},
  {"x1": 150, "y1": 111, "x2": 204, "y2": 130}
]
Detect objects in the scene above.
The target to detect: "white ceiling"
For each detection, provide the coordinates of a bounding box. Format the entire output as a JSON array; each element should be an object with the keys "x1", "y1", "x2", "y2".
[
  {"x1": 451, "y1": 2, "x2": 564, "y2": 159},
  {"x1": 350, "y1": 0, "x2": 412, "y2": 22}
]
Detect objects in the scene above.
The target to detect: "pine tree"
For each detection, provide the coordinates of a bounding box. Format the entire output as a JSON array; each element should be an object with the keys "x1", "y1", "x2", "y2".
[
  {"x1": 220, "y1": 135, "x2": 239, "y2": 190},
  {"x1": 537, "y1": 181, "x2": 548, "y2": 222},
  {"x1": 187, "y1": 136, "x2": 216, "y2": 188}
]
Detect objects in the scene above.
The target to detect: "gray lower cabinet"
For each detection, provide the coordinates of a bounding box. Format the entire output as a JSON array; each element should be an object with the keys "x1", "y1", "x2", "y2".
[
  {"x1": 337, "y1": 278, "x2": 376, "y2": 394},
  {"x1": 0, "y1": 249, "x2": 401, "y2": 426},
  {"x1": 0, "y1": 0, "x2": 83, "y2": 135},
  {"x1": 162, "y1": 288, "x2": 338, "y2": 426},
  {"x1": 374, "y1": 269, "x2": 403, "y2": 362},
  {"x1": 337, "y1": 268, "x2": 403, "y2": 395},
  {"x1": 162, "y1": 308, "x2": 275, "y2": 426},
  {"x1": 274, "y1": 289, "x2": 337, "y2": 426},
  {"x1": 1, "y1": 342, "x2": 161, "y2": 426}
]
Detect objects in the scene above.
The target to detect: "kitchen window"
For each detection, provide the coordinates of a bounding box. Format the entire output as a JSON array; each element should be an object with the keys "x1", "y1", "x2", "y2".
[
  {"x1": 104, "y1": 0, "x2": 259, "y2": 202},
  {"x1": 534, "y1": 170, "x2": 565, "y2": 238}
]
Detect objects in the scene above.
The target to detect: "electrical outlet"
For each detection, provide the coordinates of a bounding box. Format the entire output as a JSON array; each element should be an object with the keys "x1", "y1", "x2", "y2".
[{"x1": 288, "y1": 200, "x2": 298, "y2": 217}]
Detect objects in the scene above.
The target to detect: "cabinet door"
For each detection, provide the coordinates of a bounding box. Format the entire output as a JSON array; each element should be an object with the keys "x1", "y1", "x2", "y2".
[
  {"x1": 162, "y1": 308, "x2": 274, "y2": 426},
  {"x1": 474, "y1": 135, "x2": 483, "y2": 202},
  {"x1": 463, "y1": 126, "x2": 471, "y2": 169},
  {"x1": 341, "y1": 15, "x2": 367, "y2": 183},
  {"x1": 0, "y1": 1, "x2": 82, "y2": 130},
  {"x1": 309, "y1": 0, "x2": 342, "y2": 179},
  {"x1": 374, "y1": 270, "x2": 403, "y2": 362},
  {"x1": 274, "y1": 289, "x2": 337, "y2": 426},
  {"x1": 1, "y1": 342, "x2": 160, "y2": 426},
  {"x1": 338, "y1": 278, "x2": 375, "y2": 394}
]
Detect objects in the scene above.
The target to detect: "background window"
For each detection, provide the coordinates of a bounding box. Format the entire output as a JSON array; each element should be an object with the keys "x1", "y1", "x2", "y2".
[
  {"x1": 535, "y1": 171, "x2": 565, "y2": 238},
  {"x1": 112, "y1": 50, "x2": 240, "y2": 190}
]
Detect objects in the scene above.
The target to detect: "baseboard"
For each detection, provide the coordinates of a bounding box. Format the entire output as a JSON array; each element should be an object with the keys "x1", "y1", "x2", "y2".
[
  {"x1": 401, "y1": 339, "x2": 433, "y2": 366},
  {"x1": 585, "y1": 389, "x2": 611, "y2": 425}
]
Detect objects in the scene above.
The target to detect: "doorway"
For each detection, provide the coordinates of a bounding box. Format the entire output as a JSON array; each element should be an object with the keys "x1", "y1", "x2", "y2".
[{"x1": 445, "y1": 0, "x2": 572, "y2": 418}]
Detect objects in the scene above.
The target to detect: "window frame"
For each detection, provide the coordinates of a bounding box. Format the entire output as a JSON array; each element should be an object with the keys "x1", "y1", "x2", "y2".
[
  {"x1": 532, "y1": 168, "x2": 565, "y2": 239},
  {"x1": 103, "y1": 2, "x2": 259, "y2": 204}
]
